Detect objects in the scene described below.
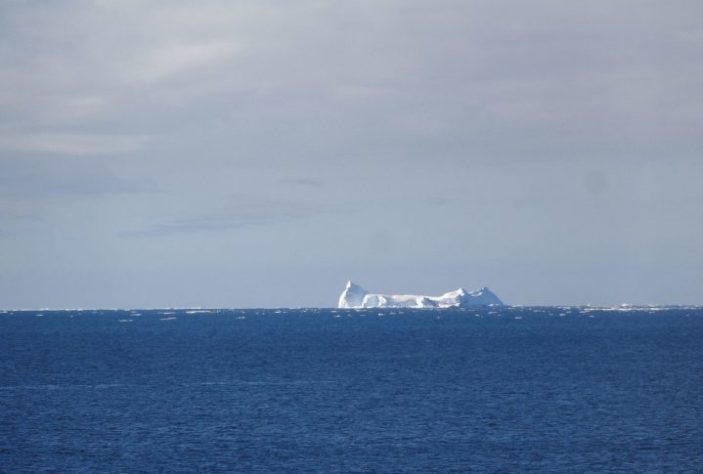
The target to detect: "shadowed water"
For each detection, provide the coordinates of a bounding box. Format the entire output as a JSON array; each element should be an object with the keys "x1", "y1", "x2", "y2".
[{"x1": 1, "y1": 307, "x2": 702, "y2": 473}]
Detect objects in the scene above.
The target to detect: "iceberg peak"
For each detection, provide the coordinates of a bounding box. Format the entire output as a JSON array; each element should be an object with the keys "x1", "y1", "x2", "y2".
[{"x1": 338, "y1": 281, "x2": 369, "y2": 308}]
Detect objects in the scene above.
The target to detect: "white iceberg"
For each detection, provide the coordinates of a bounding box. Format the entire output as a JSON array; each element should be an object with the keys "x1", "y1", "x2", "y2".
[{"x1": 338, "y1": 281, "x2": 504, "y2": 309}]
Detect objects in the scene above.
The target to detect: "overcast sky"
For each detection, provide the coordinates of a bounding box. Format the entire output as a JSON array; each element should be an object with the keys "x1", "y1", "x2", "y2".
[{"x1": 1, "y1": 0, "x2": 702, "y2": 308}]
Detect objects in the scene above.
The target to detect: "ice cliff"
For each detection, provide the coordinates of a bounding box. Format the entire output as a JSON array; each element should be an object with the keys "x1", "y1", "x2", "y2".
[{"x1": 338, "y1": 281, "x2": 504, "y2": 309}]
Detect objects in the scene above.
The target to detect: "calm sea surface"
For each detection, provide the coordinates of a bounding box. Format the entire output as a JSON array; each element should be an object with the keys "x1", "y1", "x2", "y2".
[{"x1": 2, "y1": 307, "x2": 703, "y2": 473}]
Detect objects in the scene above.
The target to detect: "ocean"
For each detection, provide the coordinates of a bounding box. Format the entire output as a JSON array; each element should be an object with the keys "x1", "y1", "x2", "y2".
[{"x1": 1, "y1": 306, "x2": 702, "y2": 473}]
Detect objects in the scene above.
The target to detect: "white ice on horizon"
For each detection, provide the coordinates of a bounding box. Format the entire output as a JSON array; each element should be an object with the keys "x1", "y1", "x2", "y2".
[{"x1": 338, "y1": 281, "x2": 504, "y2": 309}]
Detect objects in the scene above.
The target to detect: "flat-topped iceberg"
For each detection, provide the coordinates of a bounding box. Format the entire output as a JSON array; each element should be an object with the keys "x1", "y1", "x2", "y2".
[{"x1": 338, "y1": 281, "x2": 504, "y2": 309}]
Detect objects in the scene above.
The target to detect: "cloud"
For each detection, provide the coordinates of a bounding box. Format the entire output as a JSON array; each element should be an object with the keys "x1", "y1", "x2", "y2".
[
  {"x1": 128, "y1": 40, "x2": 243, "y2": 84},
  {"x1": 0, "y1": 201, "x2": 41, "y2": 224},
  {"x1": 0, "y1": 158, "x2": 160, "y2": 198},
  {"x1": 2, "y1": 0, "x2": 702, "y2": 165},
  {"x1": 0, "y1": 133, "x2": 151, "y2": 155},
  {"x1": 121, "y1": 196, "x2": 340, "y2": 237},
  {"x1": 278, "y1": 178, "x2": 324, "y2": 188},
  {"x1": 122, "y1": 213, "x2": 292, "y2": 237},
  {"x1": 122, "y1": 210, "x2": 302, "y2": 237}
]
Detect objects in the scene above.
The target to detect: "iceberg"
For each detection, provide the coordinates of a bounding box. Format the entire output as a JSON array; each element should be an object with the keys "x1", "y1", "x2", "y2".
[{"x1": 338, "y1": 281, "x2": 504, "y2": 309}]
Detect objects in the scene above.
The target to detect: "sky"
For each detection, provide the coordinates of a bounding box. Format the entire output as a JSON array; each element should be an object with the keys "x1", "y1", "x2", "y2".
[{"x1": 1, "y1": 0, "x2": 702, "y2": 308}]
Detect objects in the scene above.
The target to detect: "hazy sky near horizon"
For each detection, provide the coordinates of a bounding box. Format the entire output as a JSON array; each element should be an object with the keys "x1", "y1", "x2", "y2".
[{"x1": 1, "y1": 0, "x2": 702, "y2": 308}]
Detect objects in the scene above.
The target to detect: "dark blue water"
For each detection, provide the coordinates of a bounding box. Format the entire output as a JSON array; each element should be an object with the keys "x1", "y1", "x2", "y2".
[{"x1": 2, "y1": 307, "x2": 703, "y2": 473}]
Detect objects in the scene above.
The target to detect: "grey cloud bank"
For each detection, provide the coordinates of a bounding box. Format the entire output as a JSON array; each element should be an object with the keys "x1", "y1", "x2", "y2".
[{"x1": 0, "y1": 0, "x2": 702, "y2": 308}]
